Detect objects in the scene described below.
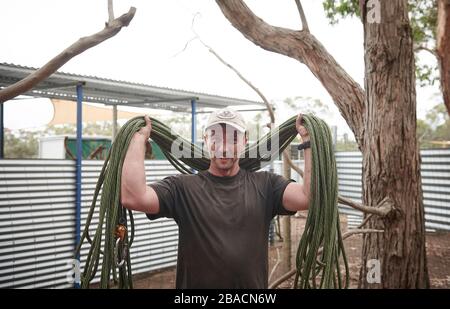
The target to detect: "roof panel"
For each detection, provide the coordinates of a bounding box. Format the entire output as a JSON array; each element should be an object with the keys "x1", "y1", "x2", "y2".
[{"x1": 0, "y1": 63, "x2": 264, "y2": 112}]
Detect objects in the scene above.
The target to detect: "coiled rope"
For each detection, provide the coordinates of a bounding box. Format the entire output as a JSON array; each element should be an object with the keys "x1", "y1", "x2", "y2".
[
  {"x1": 294, "y1": 115, "x2": 349, "y2": 289},
  {"x1": 75, "y1": 114, "x2": 348, "y2": 288}
]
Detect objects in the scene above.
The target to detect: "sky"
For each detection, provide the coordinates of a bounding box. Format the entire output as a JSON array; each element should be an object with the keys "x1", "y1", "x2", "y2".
[{"x1": 0, "y1": 0, "x2": 442, "y2": 139}]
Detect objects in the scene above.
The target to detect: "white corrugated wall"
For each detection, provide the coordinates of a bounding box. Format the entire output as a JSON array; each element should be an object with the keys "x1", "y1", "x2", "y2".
[
  {"x1": 0, "y1": 160, "x2": 179, "y2": 288},
  {"x1": 1, "y1": 149, "x2": 449, "y2": 288}
]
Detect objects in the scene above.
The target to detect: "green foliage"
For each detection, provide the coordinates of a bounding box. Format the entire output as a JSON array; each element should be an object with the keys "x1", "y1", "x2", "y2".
[
  {"x1": 3, "y1": 115, "x2": 208, "y2": 159},
  {"x1": 416, "y1": 62, "x2": 439, "y2": 87},
  {"x1": 4, "y1": 129, "x2": 39, "y2": 159},
  {"x1": 322, "y1": 0, "x2": 439, "y2": 87},
  {"x1": 425, "y1": 102, "x2": 448, "y2": 126},
  {"x1": 282, "y1": 96, "x2": 331, "y2": 117},
  {"x1": 44, "y1": 121, "x2": 119, "y2": 137},
  {"x1": 335, "y1": 133, "x2": 359, "y2": 151},
  {"x1": 418, "y1": 103, "x2": 450, "y2": 148},
  {"x1": 4, "y1": 121, "x2": 120, "y2": 159},
  {"x1": 408, "y1": 0, "x2": 437, "y2": 47},
  {"x1": 280, "y1": 96, "x2": 332, "y2": 144},
  {"x1": 322, "y1": 0, "x2": 360, "y2": 24}
]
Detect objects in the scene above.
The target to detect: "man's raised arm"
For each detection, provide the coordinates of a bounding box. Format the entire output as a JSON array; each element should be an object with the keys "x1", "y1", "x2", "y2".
[
  {"x1": 121, "y1": 115, "x2": 159, "y2": 214},
  {"x1": 282, "y1": 113, "x2": 311, "y2": 212}
]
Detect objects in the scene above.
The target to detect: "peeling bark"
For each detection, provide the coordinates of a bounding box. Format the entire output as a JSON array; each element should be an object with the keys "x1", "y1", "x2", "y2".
[
  {"x1": 359, "y1": 0, "x2": 429, "y2": 288},
  {"x1": 437, "y1": 0, "x2": 450, "y2": 116}
]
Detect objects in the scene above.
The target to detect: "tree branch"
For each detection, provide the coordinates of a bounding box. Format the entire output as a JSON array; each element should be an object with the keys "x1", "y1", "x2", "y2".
[
  {"x1": 294, "y1": 0, "x2": 309, "y2": 32},
  {"x1": 285, "y1": 156, "x2": 394, "y2": 217},
  {"x1": 269, "y1": 228, "x2": 384, "y2": 289},
  {"x1": 0, "y1": 6, "x2": 136, "y2": 103},
  {"x1": 201, "y1": 39, "x2": 276, "y2": 123},
  {"x1": 341, "y1": 228, "x2": 383, "y2": 239},
  {"x1": 414, "y1": 45, "x2": 438, "y2": 58},
  {"x1": 108, "y1": 0, "x2": 115, "y2": 24},
  {"x1": 357, "y1": 213, "x2": 373, "y2": 229},
  {"x1": 215, "y1": 0, "x2": 365, "y2": 148},
  {"x1": 338, "y1": 195, "x2": 393, "y2": 217},
  {"x1": 189, "y1": 13, "x2": 276, "y2": 123},
  {"x1": 268, "y1": 246, "x2": 281, "y2": 282},
  {"x1": 283, "y1": 150, "x2": 304, "y2": 178}
]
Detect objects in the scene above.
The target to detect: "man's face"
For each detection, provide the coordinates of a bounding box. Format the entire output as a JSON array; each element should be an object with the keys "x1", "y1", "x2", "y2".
[{"x1": 205, "y1": 124, "x2": 247, "y2": 171}]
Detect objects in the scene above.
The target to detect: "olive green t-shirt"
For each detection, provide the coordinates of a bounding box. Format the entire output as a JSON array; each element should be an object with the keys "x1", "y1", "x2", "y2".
[{"x1": 146, "y1": 168, "x2": 295, "y2": 289}]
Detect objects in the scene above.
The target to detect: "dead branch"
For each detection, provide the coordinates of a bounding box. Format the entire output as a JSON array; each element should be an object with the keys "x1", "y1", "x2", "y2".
[
  {"x1": 108, "y1": 0, "x2": 115, "y2": 24},
  {"x1": 414, "y1": 45, "x2": 438, "y2": 58},
  {"x1": 268, "y1": 246, "x2": 281, "y2": 283},
  {"x1": 357, "y1": 213, "x2": 374, "y2": 229},
  {"x1": 188, "y1": 13, "x2": 276, "y2": 123},
  {"x1": 294, "y1": 0, "x2": 309, "y2": 32},
  {"x1": 283, "y1": 150, "x2": 304, "y2": 178},
  {"x1": 338, "y1": 195, "x2": 393, "y2": 217},
  {"x1": 284, "y1": 154, "x2": 393, "y2": 217},
  {"x1": 0, "y1": 5, "x2": 136, "y2": 103}
]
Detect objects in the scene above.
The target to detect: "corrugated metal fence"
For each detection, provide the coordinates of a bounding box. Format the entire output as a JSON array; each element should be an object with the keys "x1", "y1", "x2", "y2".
[
  {"x1": 0, "y1": 160, "x2": 179, "y2": 288},
  {"x1": 335, "y1": 148, "x2": 450, "y2": 230},
  {"x1": 1, "y1": 149, "x2": 449, "y2": 288}
]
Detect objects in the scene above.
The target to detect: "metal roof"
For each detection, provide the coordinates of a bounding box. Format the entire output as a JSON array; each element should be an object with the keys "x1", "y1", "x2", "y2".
[{"x1": 0, "y1": 63, "x2": 265, "y2": 112}]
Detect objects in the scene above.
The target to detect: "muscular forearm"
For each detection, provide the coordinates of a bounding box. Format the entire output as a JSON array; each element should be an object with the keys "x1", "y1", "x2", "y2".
[{"x1": 121, "y1": 134, "x2": 148, "y2": 210}]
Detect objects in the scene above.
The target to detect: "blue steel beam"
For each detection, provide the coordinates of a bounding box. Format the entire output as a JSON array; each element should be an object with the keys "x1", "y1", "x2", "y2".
[{"x1": 74, "y1": 83, "x2": 83, "y2": 288}]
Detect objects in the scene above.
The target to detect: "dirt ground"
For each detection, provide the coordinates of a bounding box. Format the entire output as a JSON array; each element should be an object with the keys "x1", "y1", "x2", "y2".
[{"x1": 132, "y1": 214, "x2": 450, "y2": 289}]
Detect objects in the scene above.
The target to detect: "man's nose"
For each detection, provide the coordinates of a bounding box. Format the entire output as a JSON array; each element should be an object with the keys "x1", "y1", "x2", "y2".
[{"x1": 214, "y1": 142, "x2": 234, "y2": 157}]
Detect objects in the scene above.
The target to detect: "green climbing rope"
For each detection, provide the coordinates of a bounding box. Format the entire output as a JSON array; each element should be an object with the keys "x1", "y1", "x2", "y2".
[
  {"x1": 293, "y1": 115, "x2": 349, "y2": 289},
  {"x1": 75, "y1": 114, "x2": 348, "y2": 289}
]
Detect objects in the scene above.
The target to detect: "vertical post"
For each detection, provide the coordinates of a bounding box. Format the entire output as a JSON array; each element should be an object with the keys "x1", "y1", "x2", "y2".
[
  {"x1": 0, "y1": 103, "x2": 4, "y2": 159},
  {"x1": 74, "y1": 83, "x2": 83, "y2": 288},
  {"x1": 191, "y1": 99, "x2": 197, "y2": 146},
  {"x1": 112, "y1": 105, "x2": 118, "y2": 142},
  {"x1": 191, "y1": 99, "x2": 197, "y2": 173},
  {"x1": 331, "y1": 125, "x2": 337, "y2": 152}
]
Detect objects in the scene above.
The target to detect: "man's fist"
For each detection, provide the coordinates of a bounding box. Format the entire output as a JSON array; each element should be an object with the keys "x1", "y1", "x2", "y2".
[
  {"x1": 135, "y1": 115, "x2": 152, "y2": 141},
  {"x1": 296, "y1": 113, "x2": 310, "y2": 142}
]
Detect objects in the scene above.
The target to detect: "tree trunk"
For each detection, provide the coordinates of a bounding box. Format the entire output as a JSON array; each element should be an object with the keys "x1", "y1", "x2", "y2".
[
  {"x1": 437, "y1": 0, "x2": 450, "y2": 116},
  {"x1": 359, "y1": 0, "x2": 429, "y2": 288}
]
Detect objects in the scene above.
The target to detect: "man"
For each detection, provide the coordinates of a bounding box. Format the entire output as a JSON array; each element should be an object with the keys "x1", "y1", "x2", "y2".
[{"x1": 121, "y1": 108, "x2": 311, "y2": 288}]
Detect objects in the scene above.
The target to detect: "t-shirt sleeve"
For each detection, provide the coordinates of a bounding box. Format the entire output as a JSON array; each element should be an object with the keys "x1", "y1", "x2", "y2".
[
  {"x1": 146, "y1": 175, "x2": 180, "y2": 222},
  {"x1": 269, "y1": 172, "x2": 297, "y2": 218}
]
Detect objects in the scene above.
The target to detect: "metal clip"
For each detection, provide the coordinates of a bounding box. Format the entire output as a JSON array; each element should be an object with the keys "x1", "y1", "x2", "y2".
[
  {"x1": 115, "y1": 224, "x2": 127, "y2": 242},
  {"x1": 114, "y1": 223, "x2": 128, "y2": 267}
]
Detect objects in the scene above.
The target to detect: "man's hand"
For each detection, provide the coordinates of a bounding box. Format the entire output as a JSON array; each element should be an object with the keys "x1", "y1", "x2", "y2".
[
  {"x1": 296, "y1": 113, "x2": 310, "y2": 142},
  {"x1": 135, "y1": 115, "x2": 152, "y2": 141}
]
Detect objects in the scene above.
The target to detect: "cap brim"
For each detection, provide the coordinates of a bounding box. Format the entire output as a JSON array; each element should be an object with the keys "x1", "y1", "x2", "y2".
[{"x1": 205, "y1": 121, "x2": 246, "y2": 133}]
